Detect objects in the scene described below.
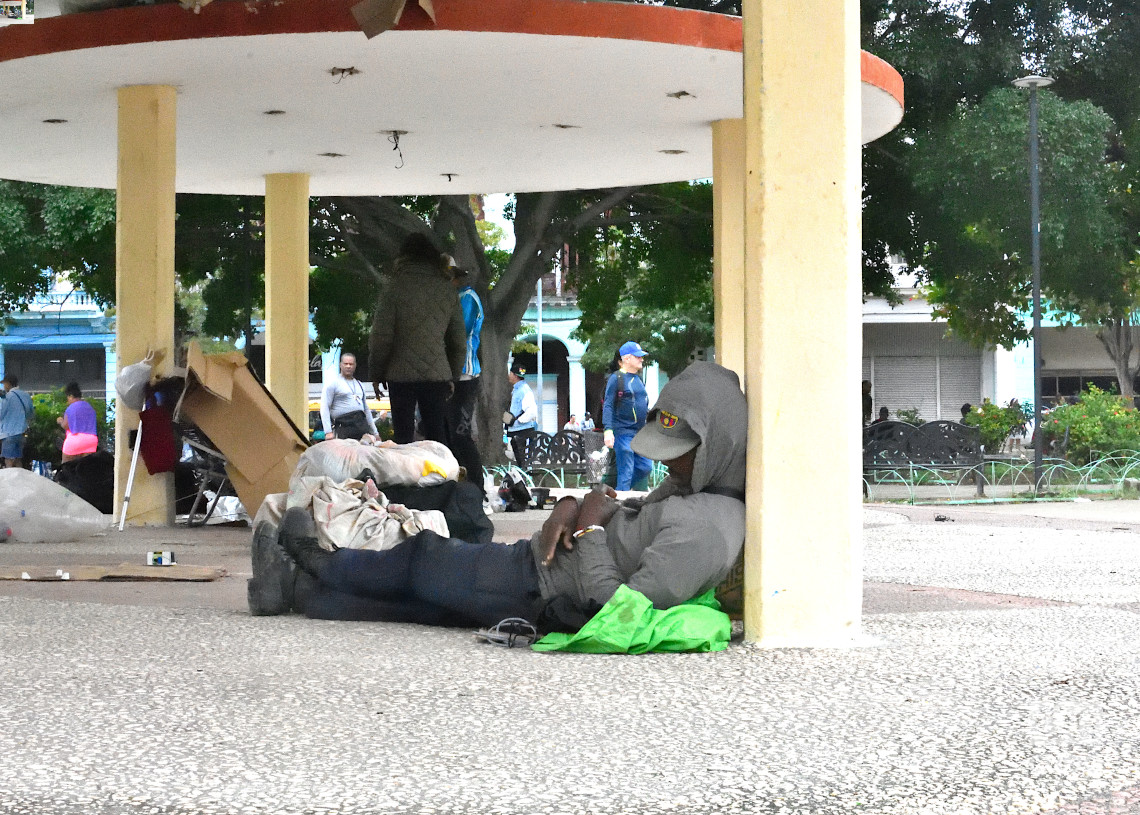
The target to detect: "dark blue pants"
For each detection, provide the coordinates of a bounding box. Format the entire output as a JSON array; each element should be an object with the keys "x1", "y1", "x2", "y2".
[
  {"x1": 303, "y1": 530, "x2": 541, "y2": 628},
  {"x1": 614, "y1": 429, "x2": 652, "y2": 491}
]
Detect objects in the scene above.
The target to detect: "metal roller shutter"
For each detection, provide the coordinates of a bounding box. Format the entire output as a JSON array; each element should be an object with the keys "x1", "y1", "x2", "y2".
[
  {"x1": 939, "y1": 356, "x2": 982, "y2": 420},
  {"x1": 874, "y1": 357, "x2": 937, "y2": 421}
]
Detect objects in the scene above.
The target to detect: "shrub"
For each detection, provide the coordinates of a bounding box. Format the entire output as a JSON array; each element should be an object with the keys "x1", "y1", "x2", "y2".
[
  {"x1": 894, "y1": 407, "x2": 925, "y2": 426},
  {"x1": 24, "y1": 389, "x2": 111, "y2": 467},
  {"x1": 1043, "y1": 386, "x2": 1140, "y2": 464},
  {"x1": 962, "y1": 400, "x2": 1030, "y2": 454}
]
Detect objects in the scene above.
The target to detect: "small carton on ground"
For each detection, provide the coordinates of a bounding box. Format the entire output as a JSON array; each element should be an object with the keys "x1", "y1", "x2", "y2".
[{"x1": 176, "y1": 343, "x2": 309, "y2": 517}]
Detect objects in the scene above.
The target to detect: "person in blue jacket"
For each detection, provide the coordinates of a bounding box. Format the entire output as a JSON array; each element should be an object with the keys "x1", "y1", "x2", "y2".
[
  {"x1": 603, "y1": 341, "x2": 652, "y2": 491},
  {"x1": 443, "y1": 255, "x2": 484, "y2": 479}
]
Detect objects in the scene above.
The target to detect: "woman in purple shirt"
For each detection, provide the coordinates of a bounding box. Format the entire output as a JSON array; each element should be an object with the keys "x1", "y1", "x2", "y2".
[{"x1": 57, "y1": 381, "x2": 98, "y2": 461}]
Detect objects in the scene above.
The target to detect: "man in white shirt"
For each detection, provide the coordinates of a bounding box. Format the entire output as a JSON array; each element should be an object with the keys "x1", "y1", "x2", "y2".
[{"x1": 320, "y1": 353, "x2": 379, "y2": 441}]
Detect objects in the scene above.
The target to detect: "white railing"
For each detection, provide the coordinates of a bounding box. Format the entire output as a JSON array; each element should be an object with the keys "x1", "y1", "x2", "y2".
[{"x1": 27, "y1": 291, "x2": 99, "y2": 308}]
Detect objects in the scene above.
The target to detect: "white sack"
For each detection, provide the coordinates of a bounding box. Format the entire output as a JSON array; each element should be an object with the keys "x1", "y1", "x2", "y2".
[
  {"x1": 285, "y1": 476, "x2": 448, "y2": 551},
  {"x1": 291, "y1": 439, "x2": 459, "y2": 490}
]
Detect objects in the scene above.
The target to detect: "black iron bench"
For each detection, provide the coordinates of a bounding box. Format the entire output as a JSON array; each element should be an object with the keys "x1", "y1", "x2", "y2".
[
  {"x1": 863, "y1": 420, "x2": 985, "y2": 497},
  {"x1": 511, "y1": 429, "x2": 594, "y2": 487}
]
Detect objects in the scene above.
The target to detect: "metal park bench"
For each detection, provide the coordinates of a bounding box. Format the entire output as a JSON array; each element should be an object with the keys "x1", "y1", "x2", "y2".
[
  {"x1": 863, "y1": 420, "x2": 985, "y2": 498},
  {"x1": 510, "y1": 429, "x2": 592, "y2": 487}
]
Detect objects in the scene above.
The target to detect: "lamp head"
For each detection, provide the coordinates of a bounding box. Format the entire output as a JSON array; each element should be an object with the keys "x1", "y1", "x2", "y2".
[{"x1": 1012, "y1": 75, "x2": 1055, "y2": 89}]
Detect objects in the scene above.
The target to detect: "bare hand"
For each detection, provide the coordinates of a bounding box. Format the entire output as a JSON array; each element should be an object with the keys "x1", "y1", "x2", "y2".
[
  {"x1": 603, "y1": 428, "x2": 615, "y2": 449},
  {"x1": 447, "y1": 381, "x2": 456, "y2": 400},
  {"x1": 576, "y1": 485, "x2": 618, "y2": 530},
  {"x1": 539, "y1": 496, "x2": 580, "y2": 567}
]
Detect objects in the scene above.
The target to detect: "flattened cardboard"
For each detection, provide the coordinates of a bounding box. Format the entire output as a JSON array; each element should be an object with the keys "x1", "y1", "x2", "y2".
[
  {"x1": 178, "y1": 343, "x2": 308, "y2": 516},
  {"x1": 0, "y1": 564, "x2": 225, "y2": 581}
]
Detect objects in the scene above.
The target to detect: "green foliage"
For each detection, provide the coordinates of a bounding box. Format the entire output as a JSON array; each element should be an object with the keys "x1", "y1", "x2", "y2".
[
  {"x1": 962, "y1": 400, "x2": 1031, "y2": 454},
  {"x1": 0, "y1": 181, "x2": 116, "y2": 312},
  {"x1": 861, "y1": 1, "x2": 1140, "y2": 316},
  {"x1": 894, "y1": 407, "x2": 925, "y2": 426},
  {"x1": 24, "y1": 391, "x2": 110, "y2": 466},
  {"x1": 569, "y1": 182, "x2": 714, "y2": 376},
  {"x1": 914, "y1": 89, "x2": 1128, "y2": 349},
  {"x1": 1043, "y1": 385, "x2": 1140, "y2": 465}
]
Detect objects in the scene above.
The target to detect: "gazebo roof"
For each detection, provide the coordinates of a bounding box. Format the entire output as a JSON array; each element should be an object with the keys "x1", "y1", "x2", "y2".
[{"x1": 0, "y1": 0, "x2": 903, "y2": 195}]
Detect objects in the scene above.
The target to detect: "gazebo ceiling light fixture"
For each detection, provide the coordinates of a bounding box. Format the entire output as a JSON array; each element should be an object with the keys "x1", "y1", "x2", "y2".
[
  {"x1": 263, "y1": 109, "x2": 286, "y2": 116},
  {"x1": 42, "y1": 118, "x2": 67, "y2": 124}
]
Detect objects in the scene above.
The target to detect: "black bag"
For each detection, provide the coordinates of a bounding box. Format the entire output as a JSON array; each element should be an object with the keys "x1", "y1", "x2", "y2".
[
  {"x1": 332, "y1": 410, "x2": 371, "y2": 441},
  {"x1": 369, "y1": 478, "x2": 494, "y2": 543},
  {"x1": 54, "y1": 451, "x2": 115, "y2": 514},
  {"x1": 498, "y1": 472, "x2": 532, "y2": 512}
]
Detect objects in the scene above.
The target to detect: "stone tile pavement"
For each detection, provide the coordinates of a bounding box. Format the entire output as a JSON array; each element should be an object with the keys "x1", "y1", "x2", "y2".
[{"x1": 0, "y1": 500, "x2": 1138, "y2": 814}]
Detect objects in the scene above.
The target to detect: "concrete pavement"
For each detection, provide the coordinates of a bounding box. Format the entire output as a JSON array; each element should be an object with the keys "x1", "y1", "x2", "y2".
[{"x1": 0, "y1": 500, "x2": 1138, "y2": 814}]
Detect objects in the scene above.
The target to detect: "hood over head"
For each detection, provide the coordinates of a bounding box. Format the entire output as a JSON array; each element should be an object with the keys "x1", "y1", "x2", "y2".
[{"x1": 632, "y1": 361, "x2": 746, "y2": 496}]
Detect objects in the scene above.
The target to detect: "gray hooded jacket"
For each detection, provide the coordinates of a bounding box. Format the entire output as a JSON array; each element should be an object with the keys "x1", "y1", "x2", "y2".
[{"x1": 533, "y1": 361, "x2": 747, "y2": 628}]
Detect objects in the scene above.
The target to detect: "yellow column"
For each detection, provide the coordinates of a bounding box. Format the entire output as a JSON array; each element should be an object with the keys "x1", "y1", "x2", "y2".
[
  {"x1": 712, "y1": 118, "x2": 746, "y2": 385},
  {"x1": 742, "y1": 0, "x2": 863, "y2": 644},
  {"x1": 115, "y1": 85, "x2": 176, "y2": 526},
  {"x1": 264, "y1": 173, "x2": 311, "y2": 431}
]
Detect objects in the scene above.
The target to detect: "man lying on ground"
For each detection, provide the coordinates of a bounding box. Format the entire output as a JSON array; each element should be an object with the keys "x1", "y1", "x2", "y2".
[{"x1": 248, "y1": 361, "x2": 746, "y2": 633}]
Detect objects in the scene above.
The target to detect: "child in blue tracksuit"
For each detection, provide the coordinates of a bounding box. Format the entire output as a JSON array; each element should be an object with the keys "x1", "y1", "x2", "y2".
[{"x1": 603, "y1": 341, "x2": 652, "y2": 490}]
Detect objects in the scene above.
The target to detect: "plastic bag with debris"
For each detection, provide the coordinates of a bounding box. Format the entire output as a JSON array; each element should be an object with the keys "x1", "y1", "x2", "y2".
[{"x1": 0, "y1": 469, "x2": 108, "y2": 542}]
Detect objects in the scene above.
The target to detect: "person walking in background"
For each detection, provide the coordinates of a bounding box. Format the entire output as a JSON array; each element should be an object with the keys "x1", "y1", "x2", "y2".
[
  {"x1": 603, "y1": 341, "x2": 652, "y2": 491},
  {"x1": 370, "y1": 233, "x2": 466, "y2": 445},
  {"x1": 503, "y1": 363, "x2": 538, "y2": 464},
  {"x1": 862, "y1": 380, "x2": 873, "y2": 425},
  {"x1": 319, "y1": 352, "x2": 378, "y2": 441},
  {"x1": 0, "y1": 374, "x2": 35, "y2": 469},
  {"x1": 563, "y1": 415, "x2": 581, "y2": 433},
  {"x1": 57, "y1": 381, "x2": 98, "y2": 462},
  {"x1": 443, "y1": 255, "x2": 484, "y2": 479}
]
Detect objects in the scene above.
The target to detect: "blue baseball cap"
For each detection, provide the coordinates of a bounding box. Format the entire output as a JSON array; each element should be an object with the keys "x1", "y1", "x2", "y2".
[{"x1": 619, "y1": 341, "x2": 647, "y2": 358}]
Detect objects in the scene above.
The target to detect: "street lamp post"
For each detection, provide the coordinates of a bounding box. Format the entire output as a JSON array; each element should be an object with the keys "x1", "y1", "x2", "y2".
[{"x1": 1013, "y1": 74, "x2": 1054, "y2": 495}]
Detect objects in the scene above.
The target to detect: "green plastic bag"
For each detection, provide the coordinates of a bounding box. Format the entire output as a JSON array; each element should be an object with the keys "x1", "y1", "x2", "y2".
[{"x1": 532, "y1": 584, "x2": 731, "y2": 653}]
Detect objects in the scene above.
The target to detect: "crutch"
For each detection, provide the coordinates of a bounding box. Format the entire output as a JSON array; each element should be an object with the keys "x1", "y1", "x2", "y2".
[{"x1": 118, "y1": 419, "x2": 143, "y2": 531}]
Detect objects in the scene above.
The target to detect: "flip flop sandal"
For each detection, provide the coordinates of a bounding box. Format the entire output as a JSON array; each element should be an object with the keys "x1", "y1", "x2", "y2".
[{"x1": 475, "y1": 617, "x2": 538, "y2": 648}]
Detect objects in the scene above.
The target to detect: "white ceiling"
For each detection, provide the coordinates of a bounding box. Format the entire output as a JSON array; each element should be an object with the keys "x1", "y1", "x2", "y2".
[{"x1": 0, "y1": 7, "x2": 903, "y2": 196}]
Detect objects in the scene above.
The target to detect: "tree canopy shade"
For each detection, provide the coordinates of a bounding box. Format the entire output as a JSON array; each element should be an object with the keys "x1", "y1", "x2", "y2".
[
  {"x1": 0, "y1": 181, "x2": 115, "y2": 314},
  {"x1": 859, "y1": 0, "x2": 1140, "y2": 396},
  {"x1": 568, "y1": 181, "x2": 715, "y2": 377},
  {"x1": 913, "y1": 89, "x2": 1127, "y2": 348}
]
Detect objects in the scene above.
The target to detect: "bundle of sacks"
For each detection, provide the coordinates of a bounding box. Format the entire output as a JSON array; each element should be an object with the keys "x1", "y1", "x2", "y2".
[{"x1": 255, "y1": 438, "x2": 465, "y2": 552}]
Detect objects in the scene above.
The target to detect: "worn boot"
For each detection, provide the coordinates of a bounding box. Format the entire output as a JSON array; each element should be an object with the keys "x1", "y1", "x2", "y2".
[
  {"x1": 279, "y1": 507, "x2": 334, "y2": 578},
  {"x1": 247, "y1": 521, "x2": 295, "y2": 616}
]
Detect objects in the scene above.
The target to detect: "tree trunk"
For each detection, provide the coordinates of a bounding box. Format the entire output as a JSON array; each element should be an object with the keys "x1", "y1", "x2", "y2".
[
  {"x1": 1095, "y1": 316, "x2": 1138, "y2": 401},
  {"x1": 325, "y1": 187, "x2": 639, "y2": 466}
]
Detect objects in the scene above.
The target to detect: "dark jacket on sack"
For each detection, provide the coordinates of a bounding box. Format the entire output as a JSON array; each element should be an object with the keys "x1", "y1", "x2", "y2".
[
  {"x1": 534, "y1": 361, "x2": 747, "y2": 630},
  {"x1": 369, "y1": 258, "x2": 466, "y2": 383}
]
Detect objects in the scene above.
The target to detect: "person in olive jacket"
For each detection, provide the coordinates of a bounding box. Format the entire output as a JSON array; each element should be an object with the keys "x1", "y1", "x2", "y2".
[{"x1": 369, "y1": 233, "x2": 466, "y2": 444}]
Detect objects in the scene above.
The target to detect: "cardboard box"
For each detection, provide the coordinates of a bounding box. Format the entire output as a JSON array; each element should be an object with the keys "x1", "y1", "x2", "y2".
[{"x1": 176, "y1": 343, "x2": 309, "y2": 517}]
